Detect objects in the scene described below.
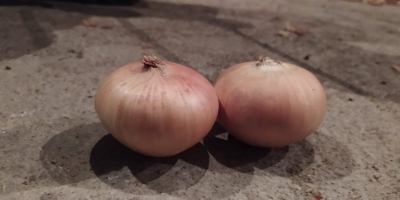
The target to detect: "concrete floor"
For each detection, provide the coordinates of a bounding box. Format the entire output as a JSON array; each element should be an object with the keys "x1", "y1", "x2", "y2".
[{"x1": 1, "y1": 0, "x2": 399, "y2": 199}]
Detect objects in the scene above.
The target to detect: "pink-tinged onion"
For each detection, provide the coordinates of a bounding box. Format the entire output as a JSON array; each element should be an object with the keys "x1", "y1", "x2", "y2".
[
  {"x1": 94, "y1": 54, "x2": 219, "y2": 157},
  {"x1": 213, "y1": 57, "x2": 327, "y2": 147}
]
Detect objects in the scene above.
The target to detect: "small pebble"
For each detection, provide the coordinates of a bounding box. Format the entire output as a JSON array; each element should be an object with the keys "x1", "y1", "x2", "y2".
[
  {"x1": 5, "y1": 66, "x2": 11, "y2": 70},
  {"x1": 314, "y1": 195, "x2": 323, "y2": 200}
]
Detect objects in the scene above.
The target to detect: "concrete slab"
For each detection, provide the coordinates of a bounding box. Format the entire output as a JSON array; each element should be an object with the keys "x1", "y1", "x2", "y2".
[{"x1": 0, "y1": 0, "x2": 399, "y2": 199}]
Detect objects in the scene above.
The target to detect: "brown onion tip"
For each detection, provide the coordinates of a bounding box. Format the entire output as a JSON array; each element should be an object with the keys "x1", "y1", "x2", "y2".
[
  {"x1": 256, "y1": 56, "x2": 282, "y2": 67},
  {"x1": 142, "y1": 54, "x2": 166, "y2": 75},
  {"x1": 142, "y1": 54, "x2": 165, "y2": 68}
]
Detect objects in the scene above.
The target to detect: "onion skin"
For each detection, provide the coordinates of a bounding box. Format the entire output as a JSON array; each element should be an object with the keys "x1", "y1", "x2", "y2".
[
  {"x1": 213, "y1": 57, "x2": 327, "y2": 147},
  {"x1": 95, "y1": 55, "x2": 219, "y2": 157}
]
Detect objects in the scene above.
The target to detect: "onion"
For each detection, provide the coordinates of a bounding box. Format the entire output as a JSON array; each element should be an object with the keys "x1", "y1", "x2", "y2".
[
  {"x1": 94, "y1": 54, "x2": 219, "y2": 157},
  {"x1": 213, "y1": 57, "x2": 327, "y2": 147}
]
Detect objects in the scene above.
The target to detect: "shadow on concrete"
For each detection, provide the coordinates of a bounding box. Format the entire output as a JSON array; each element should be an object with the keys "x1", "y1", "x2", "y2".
[
  {"x1": 40, "y1": 121, "x2": 353, "y2": 198},
  {"x1": 204, "y1": 124, "x2": 354, "y2": 182},
  {"x1": 259, "y1": 139, "x2": 315, "y2": 177},
  {"x1": 252, "y1": 131, "x2": 355, "y2": 183},
  {"x1": 40, "y1": 123, "x2": 209, "y2": 193},
  {"x1": 90, "y1": 134, "x2": 209, "y2": 193},
  {"x1": 290, "y1": 132, "x2": 355, "y2": 183},
  {"x1": 40, "y1": 123, "x2": 103, "y2": 185},
  {"x1": 203, "y1": 123, "x2": 314, "y2": 177},
  {"x1": 203, "y1": 123, "x2": 280, "y2": 174}
]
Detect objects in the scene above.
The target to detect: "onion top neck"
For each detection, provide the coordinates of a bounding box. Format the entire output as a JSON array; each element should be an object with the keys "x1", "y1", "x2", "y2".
[
  {"x1": 142, "y1": 54, "x2": 166, "y2": 76},
  {"x1": 256, "y1": 56, "x2": 287, "y2": 72}
]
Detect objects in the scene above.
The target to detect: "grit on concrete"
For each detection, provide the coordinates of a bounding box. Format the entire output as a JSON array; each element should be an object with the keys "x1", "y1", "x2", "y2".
[{"x1": 0, "y1": 0, "x2": 399, "y2": 199}]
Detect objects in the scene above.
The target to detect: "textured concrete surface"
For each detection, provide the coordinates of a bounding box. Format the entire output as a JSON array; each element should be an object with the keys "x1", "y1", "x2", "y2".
[{"x1": 0, "y1": 0, "x2": 399, "y2": 199}]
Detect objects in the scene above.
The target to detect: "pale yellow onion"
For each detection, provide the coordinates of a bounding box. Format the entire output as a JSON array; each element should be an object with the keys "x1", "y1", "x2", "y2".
[
  {"x1": 213, "y1": 57, "x2": 327, "y2": 147},
  {"x1": 95, "y1": 54, "x2": 219, "y2": 157}
]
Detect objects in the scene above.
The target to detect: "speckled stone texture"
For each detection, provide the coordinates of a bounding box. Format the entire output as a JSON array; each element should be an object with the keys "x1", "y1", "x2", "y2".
[{"x1": 0, "y1": 0, "x2": 399, "y2": 199}]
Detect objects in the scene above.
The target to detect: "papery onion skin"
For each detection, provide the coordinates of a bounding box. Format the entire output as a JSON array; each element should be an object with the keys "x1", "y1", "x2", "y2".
[
  {"x1": 95, "y1": 55, "x2": 219, "y2": 157},
  {"x1": 213, "y1": 57, "x2": 327, "y2": 147}
]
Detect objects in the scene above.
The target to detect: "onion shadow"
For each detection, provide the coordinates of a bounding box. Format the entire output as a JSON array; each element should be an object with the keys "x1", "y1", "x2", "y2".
[
  {"x1": 254, "y1": 131, "x2": 354, "y2": 183},
  {"x1": 255, "y1": 139, "x2": 314, "y2": 176},
  {"x1": 89, "y1": 134, "x2": 178, "y2": 192},
  {"x1": 40, "y1": 123, "x2": 106, "y2": 185},
  {"x1": 290, "y1": 132, "x2": 355, "y2": 183},
  {"x1": 90, "y1": 134, "x2": 209, "y2": 193},
  {"x1": 167, "y1": 123, "x2": 260, "y2": 199},
  {"x1": 191, "y1": 123, "x2": 284, "y2": 199},
  {"x1": 203, "y1": 124, "x2": 272, "y2": 174},
  {"x1": 203, "y1": 123, "x2": 315, "y2": 178},
  {"x1": 40, "y1": 123, "x2": 210, "y2": 194}
]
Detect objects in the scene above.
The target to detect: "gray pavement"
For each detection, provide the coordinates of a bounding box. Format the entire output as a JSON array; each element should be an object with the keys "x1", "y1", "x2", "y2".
[{"x1": 0, "y1": 0, "x2": 399, "y2": 199}]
